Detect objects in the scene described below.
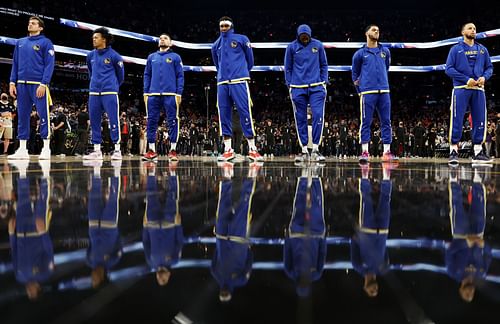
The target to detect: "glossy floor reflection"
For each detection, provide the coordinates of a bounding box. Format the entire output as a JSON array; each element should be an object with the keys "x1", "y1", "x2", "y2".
[{"x1": 0, "y1": 158, "x2": 499, "y2": 324}]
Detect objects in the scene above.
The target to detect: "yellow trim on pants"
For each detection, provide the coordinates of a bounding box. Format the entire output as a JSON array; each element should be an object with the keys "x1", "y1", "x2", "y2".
[{"x1": 217, "y1": 77, "x2": 250, "y2": 86}]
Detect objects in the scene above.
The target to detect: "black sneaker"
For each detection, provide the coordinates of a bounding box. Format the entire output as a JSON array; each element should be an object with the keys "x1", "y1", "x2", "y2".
[
  {"x1": 472, "y1": 150, "x2": 493, "y2": 164},
  {"x1": 448, "y1": 150, "x2": 459, "y2": 165}
]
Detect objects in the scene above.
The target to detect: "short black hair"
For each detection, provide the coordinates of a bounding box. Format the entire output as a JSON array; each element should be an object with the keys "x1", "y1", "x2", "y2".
[
  {"x1": 29, "y1": 16, "x2": 45, "y2": 29},
  {"x1": 365, "y1": 24, "x2": 378, "y2": 33},
  {"x1": 159, "y1": 33, "x2": 171, "y2": 39},
  {"x1": 93, "y1": 27, "x2": 114, "y2": 45},
  {"x1": 461, "y1": 22, "x2": 475, "y2": 31}
]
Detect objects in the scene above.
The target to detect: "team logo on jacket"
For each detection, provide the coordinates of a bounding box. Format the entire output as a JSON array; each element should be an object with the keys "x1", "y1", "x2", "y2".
[
  {"x1": 246, "y1": 42, "x2": 251, "y2": 48},
  {"x1": 118, "y1": 61, "x2": 124, "y2": 67},
  {"x1": 32, "y1": 44, "x2": 40, "y2": 51},
  {"x1": 312, "y1": 47, "x2": 318, "y2": 53},
  {"x1": 48, "y1": 49, "x2": 55, "y2": 56},
  {"x1": 380, "y1": 52, "x2": 386, "y2": 58},
  {"x1": 480, "y1": 49, "x2": 485, "y2": 54},
  {"x1": 104, "y1": 58, "x2": 111, "y2": 64},
  {"x1": 166, "y1": 57, "x2": 173, "y2": 63},
  {"x1": 231, "y1": 41, "x2": 237, "y2": 48}
]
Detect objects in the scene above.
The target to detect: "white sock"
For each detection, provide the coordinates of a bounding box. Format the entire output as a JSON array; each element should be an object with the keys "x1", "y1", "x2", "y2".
[
  {"x1": 114, "y1": 143, "x2": 120, "y2": 152},
  {"x1": 19, "y1": 140, "x2": 27, "y2": 151},
  {"x1": 43, "y1": 139, "x2": 50, "y2": 151},
  {"x1": 474, "y1": 144, "x2": 482, "y2": 156},
  {"x1": 473, "y1": 169, "x2": 482, "y2": 183},
  {"x1": 94, "y1": 144, "x2": 101, "y2": 152},
  {"x1": 19, "y1": 168, "x2": 27, "y2": 178},
  {"x1": 247, "y1": 138, "x2": 257, "y2": 151},
  {"x1": 383, "y1": 144, "x2": 391, "y2": 153},
  {"x1": 302, "y1": 146, "x2": 308, "y2": 154},
  {"x1": 170, "y1": 142, "x2": 177, "y2": 151},
  {"x1": 149, "y1": 143, "x2": 156, "y2": 152},
  {"x1": 450, "y1": 144, "x2": 458, "y2": 153},
  {"x1": 383, "y1": 168, "x2": 390, "y2": 180},
  {"x1": 224, "y1": 139, "x2": 232, "y2": 152},
  {"x1": 362, "y1": 143, "x2": 369, "y2": 152},
  {"x1": 313, "y1": 144, "x2": 319, "y2": 152}
]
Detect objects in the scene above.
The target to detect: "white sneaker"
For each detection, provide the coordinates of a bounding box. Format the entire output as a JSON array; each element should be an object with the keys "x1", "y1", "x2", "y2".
[
  {"x1": 39, "y1": 147, "x2": 51, "y2": 160},
  {"x1": 83, "y1": 151, "x2": 103, "y2": 160},
  {"x1": 9, "y1": 159, "x2": 30, "y2": 177},
  {"x1": 8, "y1": 149, "x2": 29, "y2": 160},
  {"x1": 111, "y1": 159, "x2": 122, "y2": 176},
  {"x1": 111, "y1": 159, "x2": 122, "y2": 169},
  {"x1": 38, "y1": 160, "x2": 51, "y2": 178},
  {"x1": 83, "y1": 159, "x2": 103, "y2": 167},
  {"x1": 111, "y1": 150, "x2": 122, "y2": 160}
]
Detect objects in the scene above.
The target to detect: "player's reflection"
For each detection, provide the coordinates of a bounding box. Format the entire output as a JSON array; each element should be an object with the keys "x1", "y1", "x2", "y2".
[
  {"x1": 142, "y1": 162, "x2": 183, "y2": 286},
  {"x1": 446, "y1": 167, "x2": 492, "y2": 302},
  {"x1": 284, "y1": 167, "x2": 326, "y2": 298},
  {"x1": 351, "y1": 163, "x2": 392, "y2": 297},
  {"x1": 211, "y1": 165, "x2": 258, "y2": 302},
  {"x1": 85, "y1": 161, "x2": 123, "y2": 288},
  {"x1": 8, "y1": 160, "x2": 53, "y2": 300}
]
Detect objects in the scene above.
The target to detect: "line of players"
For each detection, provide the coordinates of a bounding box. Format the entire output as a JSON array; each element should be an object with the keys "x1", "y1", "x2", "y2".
[{"x1": 6, "y1": 16, "x2": 494, "y2": 165}]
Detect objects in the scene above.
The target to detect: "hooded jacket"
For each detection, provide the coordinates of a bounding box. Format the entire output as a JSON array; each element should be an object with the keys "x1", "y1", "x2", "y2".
[
  {"x1": 284, "y1": 25, "x2": 329, "y2": 88},
  {"x1": 445, "y1": 40, "x2": 493, "y2": 88},
  {"x1": 86, "y1": 46, "x2": 125, "y2": 94},
  {"x1": 351, "y1": 44, "x2": 391, "y2": 93},
  {"x1": 10, "y1": 34, "x2": 55, "y2": 86},
  {"x1": 143, "y1": 49, "x2": 184, "y2": 96},
  {"x1": 211, "y1": 28, "x2": 254, "y2": 84}
]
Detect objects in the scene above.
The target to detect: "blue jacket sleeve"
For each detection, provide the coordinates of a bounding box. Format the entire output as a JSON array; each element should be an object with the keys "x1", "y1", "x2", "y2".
[
  {"x1": 385, "y1": 48, "x2": 391, "y2": 71},
  {"x1": 143, "y1": 55, "x2": 152, "y2": 94},
  {"x1": 319, "y1": 43, "x2": 329, "y2": 83},
  {"x1": 243, "y1": 36, "x2": 254, "y2": 72},
  {"x1": 174, "y1": 225, "x2": 184, "y2": 259},
  {"x1": 86, "y1": 52, "x2": 92, "y2": 79},
  {"x1": 9, "y1": 234, "x2": 17, "y2": 270},
  {"x1": 211, "y1": 41, "x2": 219, "y2": 70},
  {"x1": 284, "y1": 44, "x2": 293, "y2": 86},
  {"x1": 9, "y1": 40, "x2": 19, "y2": 83},
  {"x1": 175, "y1": 55, "x2": 185, "y2": 95},
  {"x1": 445, "y1": 46, "x2": 469, "y2": 84},
  {"x1": 482, "y1": 47, "x2": 493, "y2": 80},
  {"x1": 41, "y1": 39, "x2": 55, "y2": 86},
  {"x1": 351, "y1": 50, "x2": 362, "y2": 83},
  {"x1": 283, "y1": 240, "x2": 293, "y2": 277},
  {"x1": 142, "y1": 230, "x2": 152, "y2": 266},
  {"x1": 114, "y1": 53, "x2": 125, "y2": 86},
  {"x1": 317, "y1": 238, "x2": 327, "y2": 273}
]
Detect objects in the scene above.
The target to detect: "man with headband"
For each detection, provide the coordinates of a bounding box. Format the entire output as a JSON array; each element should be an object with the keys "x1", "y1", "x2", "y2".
[
  {"x1": 211, "y1": 16, "x2": 263, "y2": 162},
  {"x1": 9, "y1": 16, "x2": 55, "y2": 160},
  {"x1": 446, "y1": 22, "x2": 493, "y2": 165},
  {"x1": 284, "y1": 24, "x2": 328, "y2": 162}
]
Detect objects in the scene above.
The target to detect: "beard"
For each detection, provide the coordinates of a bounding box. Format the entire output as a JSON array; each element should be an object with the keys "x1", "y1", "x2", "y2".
[
  {"x1": 464, "y1": 34, "x2": 476, "y2": 40},
  {"x1": 369, "y1": 34, "x2": 379, "y2": 41},
  {"x1": 159, "y1": 44, "x2": 168, "y2": 49}
]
